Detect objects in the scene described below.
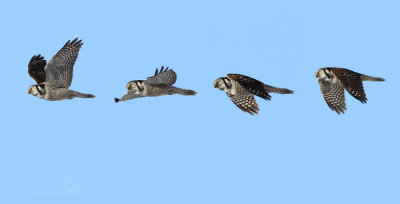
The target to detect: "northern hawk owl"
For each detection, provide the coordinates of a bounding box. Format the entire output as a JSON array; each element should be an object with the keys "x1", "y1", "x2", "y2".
[
  {"x1": 27, "y1": 38, "x2": 95, "y2": 101},
  {"x1": 315, "y1": 67, "x2": 385, "y2": 114},
  {"x1": 114, "y1": 66, "x2": 196, "y2": 103},
  {"x1": 214, "y1": 74, "x2": 294, "y2": 115}
]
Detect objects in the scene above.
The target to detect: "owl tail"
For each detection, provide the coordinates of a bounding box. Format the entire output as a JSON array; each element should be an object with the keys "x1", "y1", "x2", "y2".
[
  {"x1": 264, "y1": 85, "x2": 294, "y2": 94},
  {"x1": 360, "y1": 74, "x2": 385, "y2": 82},
  {"x1": 171, "y1": 87, "x2": 197, "y2": 96},
  {"x1": 73, "y1": 91, "x2": 96, "y2": 98}
]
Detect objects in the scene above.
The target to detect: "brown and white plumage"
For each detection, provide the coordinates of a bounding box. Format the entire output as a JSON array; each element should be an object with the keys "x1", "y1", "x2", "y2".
[
  {"x1": 114, "y1": 66, "x2": 196, "y2": 103},
  {"x1": 213, "y1": 74, "x2": 294, "y2": 115},
  {"x1": 315, "y1": 67, "x2": 385, "y2": 114},
  {"x1": 28, "y1": 54, "x2": 47, "y2": 84},
  {"x1": 27, "y1": 38, "x2": 95, "y2": 101}
]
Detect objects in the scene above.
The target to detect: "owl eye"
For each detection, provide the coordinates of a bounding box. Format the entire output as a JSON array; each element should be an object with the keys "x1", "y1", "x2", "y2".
[{"x1": 127, "y1": 83, "x2": 134, "y2": 90}]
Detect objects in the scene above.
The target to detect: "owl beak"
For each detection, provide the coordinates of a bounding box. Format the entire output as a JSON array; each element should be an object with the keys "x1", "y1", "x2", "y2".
[{"x1": 27, "y1": 87, "x2": 32, "y2": 94}]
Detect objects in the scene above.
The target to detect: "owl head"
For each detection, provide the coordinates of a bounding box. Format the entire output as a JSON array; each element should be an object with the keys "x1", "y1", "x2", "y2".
[
  {"x1": 126, "y1": 80, "x2": 144, "y2": 93},
  {"x1": 213, "y1": 77, "x2": 232, "y2": 91},
  {"x1": 28, "y1": 84, "x2": 46, "y2": 98},
  {"x1": 315, "y1": 68, "x2": 333, "y2": 79}
]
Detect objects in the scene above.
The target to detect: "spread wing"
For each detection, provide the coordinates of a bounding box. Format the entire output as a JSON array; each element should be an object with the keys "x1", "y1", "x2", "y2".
[
  {"x1": 229, "y1": 95, "x2": 260, "y2": 115},
  {"x1": 145, "y1": 66, "x2": 177, "y2": 86},
  {"x1": 114, "y1": 92, "x2": 144, "y2": 103},
  {"x1": 332, "y1": 68, "x2": 367, "y2": 103},
  {"x1": 45, "y1": 38, "x2": 83, "y2": 88},
  {"x1": 28, "y1": 54, "x2": 47, "y2": 84},
  {"x1": 318, "y1": 78, "x2": 347, "y2": 114},
  {"x1": 227, "y1": 74, "x2": 271, "y2": 100}
]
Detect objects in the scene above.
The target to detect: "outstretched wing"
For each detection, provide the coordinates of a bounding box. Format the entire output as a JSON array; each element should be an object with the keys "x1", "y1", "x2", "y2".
[
  {"x1": 145, "y1": 66, "x2": 177, "y2": 86},
  {"x1": 229, "y1": 95, "x2": 260, "y2": 115},
  {"x1": 45, "y1": 38, "x2": 83, "y2": 88},
  {"x1": 318, "y1": 78, "x2": 347, "y2": 114},
  {"x1": 114, "y1": 92, "x2": 144, "y2": 103},
  {"x1": 332, "y1": 68, "x2": 367, "y2": 103},
  {"x1": 28, "y1": 54, "x2": 47, "y2": 84},
  {"x1": 227, "y1": 74, "x2": 271, "y2": 100}
]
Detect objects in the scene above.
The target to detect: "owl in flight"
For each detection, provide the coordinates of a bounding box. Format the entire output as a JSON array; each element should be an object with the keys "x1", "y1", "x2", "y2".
[
  {"x1": 27, "y1": 38, "x2": 95, "y2": 101},
  {"x1": 315, "y1": 67, "x2": 385, "y2": 114},
  {"x1": 214, "y1": 74, "x2": 294, "y2": 115},
  {"x1": 114, "y1": 66, "x2": 196, "y2": 103}
]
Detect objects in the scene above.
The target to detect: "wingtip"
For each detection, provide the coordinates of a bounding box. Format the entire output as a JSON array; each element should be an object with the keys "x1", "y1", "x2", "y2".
[
  {"x1": 63, "y1": 38, "x2": 83, "y2": 48},
  {"x1": 333, "y1": 107, "x2": 346, "y2": 115},
  {"x1": 114, "y1": 98, "x2": 120, "y2": 103}
]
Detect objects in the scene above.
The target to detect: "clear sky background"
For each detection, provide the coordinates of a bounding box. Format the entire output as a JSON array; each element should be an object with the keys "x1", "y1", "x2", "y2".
[{"x1": 0, "y1": 0, "x2": 399, "y2": 203}]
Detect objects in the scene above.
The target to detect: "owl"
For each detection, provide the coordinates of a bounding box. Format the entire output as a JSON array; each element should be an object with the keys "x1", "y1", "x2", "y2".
[
  {"x1": 114, "y1": 66, "x2": 196, "y2": 102},
  {"x1": 27, "y1": 38, "x2": 95, "y2": 101},
  {"x1": 213, "y1": 74, "x2": 294, "y2": 115},
  {"x1": 315, "y1": 67, "x2": 385, "y2": 114}
]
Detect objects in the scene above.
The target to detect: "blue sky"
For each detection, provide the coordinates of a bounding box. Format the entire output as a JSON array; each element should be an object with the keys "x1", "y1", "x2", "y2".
[{"x1": 1, "y1": 0, "x2": 399, "y2": 203}]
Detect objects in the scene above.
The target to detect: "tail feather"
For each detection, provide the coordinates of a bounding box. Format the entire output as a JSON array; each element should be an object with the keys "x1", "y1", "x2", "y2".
[
  {"x1": 361, "y1": 75, "x2": 385, "y2": 82},
  {"x1": 264, "y1": 85, "x2": 294, "y2": 94},
  {"x1": 171, "y1": 87, "x2": 197, "y2": 96},
  {"x1": 73, "y1": 91, "x2": 95, "y2": 98}
]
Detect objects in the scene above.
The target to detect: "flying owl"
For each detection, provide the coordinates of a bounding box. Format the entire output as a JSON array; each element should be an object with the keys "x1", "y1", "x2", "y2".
[
  {"x1": 114, "y1": 66, "x2": 196, "y2": 102},
  {"x1": 213, "y1": 74, "x2": 294, "y2": 115},
  {"x1": 315, "y1": 67, "x2": 385, "y2": 114},
  {"x1": 27, "y1": 38, "x2": 95, "y2": 101}
]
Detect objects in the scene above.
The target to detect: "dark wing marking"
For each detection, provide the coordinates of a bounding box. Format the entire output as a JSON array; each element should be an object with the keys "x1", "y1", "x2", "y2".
[
  {"x1": 28, "y1": 54, "x2": 47, "y2": 84},
  {"x1": 145, "y1": 66, "x2": 177, "y2": 86},
  {"x1": 332, "y1": 68, "x2": 367, "y2": 103},
  {"x1": 229, "y1": 95, "x2": 260, "y2": 115},
  {"x1": 45, "y1": 38, "x2": 83, "y2": 88},
  {"x1": 227, "y1": 74, "x2": 271, "y2": 100},
  {"x1": 318, "y1": 78, "x2": 347, "y2": 114}
]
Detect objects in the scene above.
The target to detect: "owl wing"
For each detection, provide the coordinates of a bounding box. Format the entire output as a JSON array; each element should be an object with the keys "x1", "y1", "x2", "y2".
[
  {"x1": 145, "y1": 66, "x2": 177, "y2": 86},
  {"x1": 114, "y1": 92, "x2": 144, "y2": 103},
  {"x1": 227, "y1": 74, "x2": 271, "y2": 100},
  {"x1": 318, "y1": 78, "x2": 347, "y2": 114},
  {"x1": 229, "y1": 94, "x2": 260, "y2": 115},
  {"x1": 332, "y1": 68, "x2": 367, "y2": 103},
  {"x1": 44, "y1": 38, "x2": 83, "y2": 88},
  {"x1": 28, "y1": 54, "x2": 47, "y2": 84}
]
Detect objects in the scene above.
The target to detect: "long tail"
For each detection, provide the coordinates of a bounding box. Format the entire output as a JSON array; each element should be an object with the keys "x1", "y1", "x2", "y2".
[
  {"x1": 73, "y1": 91, "x2": 95, "y2": 98},
  {"x1": 171, "y1": 87, "x2": 197, "y2": 96},
  {"x1": 264, "y1": 85, "x2": 294, "y2": 94},
  {"x1": 361, "y1": 74, "x2": 385, "y2": 82}
]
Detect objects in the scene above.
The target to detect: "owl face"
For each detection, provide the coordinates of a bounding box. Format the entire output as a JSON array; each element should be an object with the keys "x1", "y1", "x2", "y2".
[
  {"x1": 126, "y1": 80, "x2": 144, "y2": 93},
  {"x1": 28, "y1": 84, "x2": 45, "y2": 98},
  {"x1": 213, "y1": 77, "x2": 231, "y2": 91},
  {"x1": 315, "y1": 68, "x2": 333, "y2": 80}
]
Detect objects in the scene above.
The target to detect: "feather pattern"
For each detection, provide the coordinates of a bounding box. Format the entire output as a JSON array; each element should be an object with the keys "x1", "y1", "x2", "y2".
[
  {"x1": 227, "y1": 74, "x2": 272, "y2": 100},
  {"x1": 229, "y1": 95, "x2": 260, "y2": 115},
  {"x1": 45, "y1": 38, "x2": 83, "y2": 88}
]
